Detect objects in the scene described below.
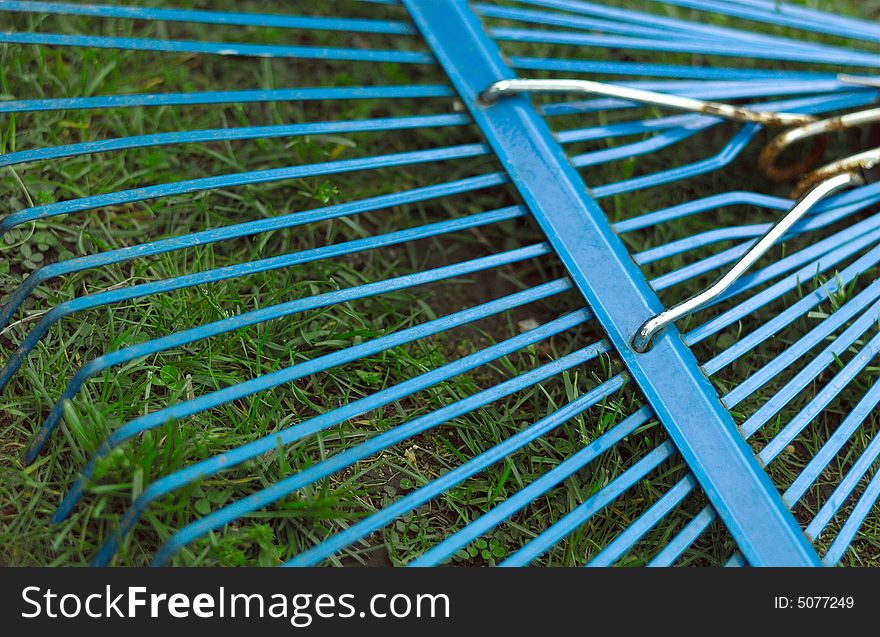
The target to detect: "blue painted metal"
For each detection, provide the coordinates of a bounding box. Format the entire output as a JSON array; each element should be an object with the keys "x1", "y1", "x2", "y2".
[
  {"x1": 0, "y1": 113, "x2": 469, "y2": 167},
  {"x1": 0, "y1": 85, "x2": 455, "y2": 113},
  {"x1": 0, "y1": 1, "x2": 417, "y2": 35},
  {"x1": 404, "y1": 0, "x2": 820, "y2": 566},
  {"x1": 502, "y1": 442, "x2": 677, "y2": 566},
  {"x1": 491, "y1": 27, "x2": 880, "y2": 67},
  {"x1": 4, "y1": 0, "x2": 880, "y2": 568},
  {"x1": 0, "y1": 32, "x2": 434, "y2": 64},
  {"x1": 0, "y1": 144, "x2": 489, "y2": 243},
  {"x1": 24, "y1": 205, "x2": 530, "y2": 461},
  {"x1": 147, "y1": 340, "x2": 605, "y2": 567},
  {"x1": 649, "y1": 0, "x2": 880, "y2": 44},
  {"x1": 284, "y1": 372, "x2": 627, "y2": 567},
  {"x1": 408, "y1": 406, "x2": 655, "y2": 566}
]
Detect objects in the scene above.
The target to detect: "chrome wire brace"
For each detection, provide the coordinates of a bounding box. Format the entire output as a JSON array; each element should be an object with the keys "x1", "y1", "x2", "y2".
[{"x1": 480, "y1": 77, "x2": 878, "y2": 352}]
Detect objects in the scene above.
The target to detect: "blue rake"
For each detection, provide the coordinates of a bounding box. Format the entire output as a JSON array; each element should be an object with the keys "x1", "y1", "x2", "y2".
[{"x1": 1, "y1": 0, "x2": 879, "y2": 567}]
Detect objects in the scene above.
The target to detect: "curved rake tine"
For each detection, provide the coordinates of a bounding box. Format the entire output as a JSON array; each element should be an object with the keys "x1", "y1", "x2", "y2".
[
  {"x1": 0, "y1": 32, "x2": 434, "y2": 65},
  {"x1": 21, "y1": 206, "x2": 528, "y2": 460},
  {"x1": 488, "y1": 28, "x2": 880, "y2": 68},
  {"x1": 0, "y1": 143, "x2": 488, "y2": 244},
  {"x1": 647, "y1": 0, "x2": 880, "y2": 45},
  {"x1": 286, "y1": 375, "x2": 632, "y2": 566},
  {"x1": 500, "y1": 442, "x2": 675, "y2": 566},
  {"x1": 0, "y1": 171, "x2": 507, "y2": 377},
  {"x1": 0, "y1": 1, "x2": 418, "y2": 35},
  {"x1": 0, "y1": 144, "x2": 490, "y2": 330},
  {"x1": 89, "y1": 309, "x2": 593, "y2": 565},
  {"x1": 0, "y1": 113, "x2": 470, "y2": 168},
  {"x1": 0, "y1": 85, "x2": 455, "y2": 114},
  {"x1": 517, "y1": 0, "x2": 880, "y2": 50},
  {"x1": 146, "y1": 342, "x2": 604, "y2": 567},
  {"x1": 511, "y1": 56, "x2": 839, "y2": 82},
  {"x1": 54, "y1": 279, "x2": 575, "y2": 522}
]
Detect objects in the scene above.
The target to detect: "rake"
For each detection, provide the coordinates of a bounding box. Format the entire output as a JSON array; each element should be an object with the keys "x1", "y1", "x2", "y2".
[{"x1": 2, "y1": 0, "x2": 880, "y2": 567}]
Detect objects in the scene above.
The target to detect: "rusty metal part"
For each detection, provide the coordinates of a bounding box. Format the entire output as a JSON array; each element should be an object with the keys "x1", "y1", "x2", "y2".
[
  {"x1": 759, "y1": 107, "x2": 880, "y2": 183},
  {"x1": 792, "y1": 147, "x2": 880, "y2": 198}
]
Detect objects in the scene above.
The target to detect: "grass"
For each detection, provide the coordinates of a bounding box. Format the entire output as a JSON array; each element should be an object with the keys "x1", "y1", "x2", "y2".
[{"x1": 0, "y1": 0, "x2": 878, "y2": 566}]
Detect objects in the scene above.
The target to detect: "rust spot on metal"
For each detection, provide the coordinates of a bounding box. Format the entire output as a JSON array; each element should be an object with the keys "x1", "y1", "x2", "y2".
[{"x1": 759, "y1": 134, "x2": 828, "y2": 182}]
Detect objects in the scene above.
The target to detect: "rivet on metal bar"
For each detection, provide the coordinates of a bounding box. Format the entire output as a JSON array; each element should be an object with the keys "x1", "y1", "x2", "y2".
[
  {"x1": 631, "y1": 170, "x2": 864, "y2": 353},
  {"x1": 478, "y1": 78, "x2": 816, "y2": 126},
  {"x1": 759, "y1": 107, "x2": 880, "y2": 185}
]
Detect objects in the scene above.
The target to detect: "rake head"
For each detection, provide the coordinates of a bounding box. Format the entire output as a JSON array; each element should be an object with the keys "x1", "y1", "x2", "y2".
[{"x1": 2, "y1": 0, "x2": 879, "y2": 567}]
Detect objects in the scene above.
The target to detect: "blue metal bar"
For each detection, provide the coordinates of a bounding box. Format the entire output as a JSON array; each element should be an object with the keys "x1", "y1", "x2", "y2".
[
  {"x1": 703, "y1": 259, "x2": 880, "y2": 379},
  {"x1": 147, "y1": 341, "x2": 602, "y2": 566},
  {"x1": 501, "y1": 442, "x2": 676, "y2": 566},
  {"x1": 725, "y1": 553, "x2": 747, "y2": 567},
  {"x1": 650, "y1": 0, "x2": 880, "y2": 45},
  {"x1": 0, "y1": 113, "x2": 470, "y2": 167},
  {"x1": 405, "y1": 0, "x2": 819, "y2": 566},
  {"x1": 474, "y1": 2, "x2": 703, "y2": 41},
  {"x1": 0, "y1": 174, "x2": 508, "y2": 387},
  {"x1": 557, "y1": 113, "x2": 701, "y2": 144},
  {"x1": 23, "y1": 206, "x2": 528, "y2": 461},
  {"x1": 0, "y1": 143, "x2": 489, "y2": 244},
  {"x1": 0, "y1": 32, "x2": 434, "y2": 64},
  {"x1": 55, "y1": 278, "x2": 573, "y2": 522},
  {"x1": 741, "y1": 301, "x2": 880, "y2": 440},
  {"x1": 517, "y1": 0, "x2": 880, "y2": 48},
  {"x1": 824, "y1": 469, "x2": 880, "y2": 565},
  {"x1": 759, "y1": 329, "x2": 880, "y2": 465},
  {"x1": 595, "y1": 125, "x2": 757, "y2": 199},
  {"x1": 478, "y1": 1, "x2": 869, "y2": 59},
  {"x1": 407, "y1": 407, "x2": 654, "y2": 566},
  {"x1": 285, "y1": 374, "x2": 626, "y2": 566},
  {"x1": 490, "y1": 27, "x2": 880, "y2": 67},
  {"x1": 511, "y1": 56, "x2": 836, "y2": 81},
  {"x1": 586, "y1": 476, "x2": 696, "y2": 567},
  {"x1": 786, "y1": 378, "x2": 880, "y2": 508},
  {"x1": 804, "y1": 378, "x2": 880, "y2": 541},
  {"x1": 0, "y1": 173, "x2": 507, "y2": 340},
  {"x1": 0, "y1": 85, "x2": 455, "y2": 113},
  {"x1": 0, "y1": 1, "x2": 417, "y2": 35},
  {"x1": 616, "y1": 183, "x2": 880, "y2": 234},
  {"x1": 647, "y1": 505, "x2": 716, "y2": 566},
  {"x1": 572, "y1": 125, "x2": 705, "y2": 168},
  {"x1": 95, "y1": 305, "x2": 589, "y2": 565}
]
